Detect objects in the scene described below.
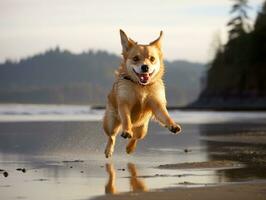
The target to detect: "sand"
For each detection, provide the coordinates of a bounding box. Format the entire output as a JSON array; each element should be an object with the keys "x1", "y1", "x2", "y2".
[
  {"x1": 93, "y1": 182, "x2": 266, "y2": 200},
  {"x1": 1, "y1": 111, "x2": 266, "y2": 200},
  {"x1": 158, "y1": 160, "x2": 243, "y2": 169},
  {"x1": 92, "y1": 129, "x2": 266, "y2": 200}
]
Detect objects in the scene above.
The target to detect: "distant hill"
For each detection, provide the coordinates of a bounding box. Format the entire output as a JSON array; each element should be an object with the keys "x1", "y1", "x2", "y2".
[{"x1": 0, "y1": 47, "x2": 205, "y2": 106}]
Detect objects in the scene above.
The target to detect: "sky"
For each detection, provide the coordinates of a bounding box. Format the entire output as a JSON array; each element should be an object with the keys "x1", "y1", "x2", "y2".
[{"x1": 0, "y1": 0, "x2": 265, "y2": 63}]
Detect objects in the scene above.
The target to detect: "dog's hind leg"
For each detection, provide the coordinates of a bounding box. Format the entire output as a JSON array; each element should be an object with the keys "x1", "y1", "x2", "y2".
[
  {"x1": 103, "y1": 109, "x2": 120, "y2": 158},
  {"x1": 126, "y1": 124, "x2": 148, "y2": 154},
  {"x1": 126, "y1": 139, "x2": 137, "y2": 154},
  {"x1": 105, "y1": 135, "x2": 116, "y2": 158}
]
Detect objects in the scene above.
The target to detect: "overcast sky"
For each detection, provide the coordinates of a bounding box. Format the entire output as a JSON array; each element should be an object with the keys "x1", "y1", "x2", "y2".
[{"x1": 0, "y1": 0, "x2": 264, "y2": 63}]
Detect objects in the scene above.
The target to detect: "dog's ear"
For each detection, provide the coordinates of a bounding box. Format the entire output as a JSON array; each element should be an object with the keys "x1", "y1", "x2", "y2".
[
  {"x1": 120, "y1": 29, "x2": 136, "y2": 52},
  {"x1": 149, "y1": 31, "x2": 163, "y2": 49}
]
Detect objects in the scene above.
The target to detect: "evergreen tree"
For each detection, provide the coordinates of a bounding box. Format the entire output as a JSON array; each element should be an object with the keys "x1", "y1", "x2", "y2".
[
  {"x1": 227, "y1": 0, "x2": 251, "y2": 40},
  {"x1": 254, "y1": 1, "x2": 266, "y2": 31},
  {"x1": 196, "y1": 0, "x2": 266, "y2": 107}
]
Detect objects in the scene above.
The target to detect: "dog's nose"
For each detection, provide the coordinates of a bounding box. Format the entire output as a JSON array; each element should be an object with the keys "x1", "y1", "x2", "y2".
[{"x1": 141, "y1": 65, "x2": 149, "y2": 73}]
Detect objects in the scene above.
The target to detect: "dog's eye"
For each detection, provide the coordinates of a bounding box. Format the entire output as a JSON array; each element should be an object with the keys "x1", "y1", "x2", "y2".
[
  {"x1": 132, "y1": 56, "x2": 140, "y2": 62},
  {"x1": 150, "y1": 56, "x2": 155, "y2": 62}
]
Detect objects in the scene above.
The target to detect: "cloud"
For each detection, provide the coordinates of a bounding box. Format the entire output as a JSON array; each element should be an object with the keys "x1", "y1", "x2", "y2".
[{"x1": 0, "y1": 0, "x2": 265, "y2": 62}]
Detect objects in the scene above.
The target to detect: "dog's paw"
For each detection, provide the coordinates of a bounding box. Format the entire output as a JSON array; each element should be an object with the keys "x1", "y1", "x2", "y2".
[
  {"x1": 169, "y1": 124, "x2": 181, "y2": 134},
  {"x1": 126, "y1": 146, "x2": 134, "y2": 154},
  {"x1": 126, "y1": 141, "x2": 137, "y2": 154},
  {"x1": 121, "y1": 131, "x2": 132, "y2": 139}
]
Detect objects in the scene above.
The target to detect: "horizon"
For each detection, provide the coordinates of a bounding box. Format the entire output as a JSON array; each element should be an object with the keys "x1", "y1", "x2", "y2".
[{"x1": 0, "y1": 0, "x2": 264, "y2": 63}]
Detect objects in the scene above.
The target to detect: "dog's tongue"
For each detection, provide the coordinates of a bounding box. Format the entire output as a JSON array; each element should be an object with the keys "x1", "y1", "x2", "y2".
[{"x1": 139, "y1": 73, "x2": 149, "y2": 83}]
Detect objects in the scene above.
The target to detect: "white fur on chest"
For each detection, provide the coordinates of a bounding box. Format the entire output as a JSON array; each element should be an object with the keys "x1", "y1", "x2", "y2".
[
  {"x1": 137, "y1": 89, "x2": 149, "y2": 104},
  {"x1": 116, "y1": 80, "x2": 166, "y2": 106}
]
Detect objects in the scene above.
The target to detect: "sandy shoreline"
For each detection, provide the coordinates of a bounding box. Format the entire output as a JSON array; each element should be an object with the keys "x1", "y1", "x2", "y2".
[
  {"x1": 1, "y1": 112, "x2": 266, "y2": 200},
  {"x1": 92, "y1": 129, "x2": 266, "y2": 200},
  {"x1": 93, "y1": 182, "x2": 266, "y2": 200}
]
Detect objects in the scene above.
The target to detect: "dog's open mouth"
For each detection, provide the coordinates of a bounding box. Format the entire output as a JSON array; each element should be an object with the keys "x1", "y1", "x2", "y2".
[{"x1": 133, "y1": 69, "x2": 154, "y2": 85}]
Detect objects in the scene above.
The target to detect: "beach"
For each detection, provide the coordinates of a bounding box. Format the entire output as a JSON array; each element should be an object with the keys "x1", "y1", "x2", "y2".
[
  {"x1": 94, "y1": 182, "x2": 266, "y2": 200},
  {"x1": 0, "y1": 104, "x2": 266, "y2": 200}
]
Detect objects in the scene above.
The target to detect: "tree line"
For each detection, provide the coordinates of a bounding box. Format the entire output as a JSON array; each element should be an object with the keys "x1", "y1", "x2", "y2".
[
  {"x1": 0, "y1": 48, "x2": 204, "y2": 106},
  {"x1": 197, "y1": 0, "x2": 266, "y2": 108}
]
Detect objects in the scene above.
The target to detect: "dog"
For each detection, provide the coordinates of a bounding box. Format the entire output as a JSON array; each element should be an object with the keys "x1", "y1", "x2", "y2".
[{"x1": 103, "y1": 30, "x2": 181, "y2": 158}]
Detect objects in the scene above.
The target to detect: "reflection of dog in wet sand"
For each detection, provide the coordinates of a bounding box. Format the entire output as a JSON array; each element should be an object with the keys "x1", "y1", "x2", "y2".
[
  {"x1": 103, "y1": 30, "x2": 181, "y2": 158},
  {"x1": 105, "y1": 163, "x2": 148, "y2": 194}
]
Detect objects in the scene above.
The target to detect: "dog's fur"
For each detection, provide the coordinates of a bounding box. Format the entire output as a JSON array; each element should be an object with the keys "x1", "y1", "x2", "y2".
[{"x1": 103, "y1": 30, "x2": 181, "y2": 158}]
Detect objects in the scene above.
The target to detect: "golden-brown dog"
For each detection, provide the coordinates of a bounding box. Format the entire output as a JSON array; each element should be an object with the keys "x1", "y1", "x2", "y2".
[{"x1": 103, "y1": 30, "x2": 181, "y2": 158}]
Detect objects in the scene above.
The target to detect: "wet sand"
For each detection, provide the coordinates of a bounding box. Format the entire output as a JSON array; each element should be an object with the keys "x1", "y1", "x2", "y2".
[
  {"x1": 93, "y1": 182, "x2": 266, "y2": 200},
  {"x1": 158, "y1": 160, "x2": 243, "y2": 169},
  {"x1": 1, "y1": 109, "x2": 266, "y2": 199},
  {"x1": 93, "y1": 129, "x2": 266, "y2": 200}
]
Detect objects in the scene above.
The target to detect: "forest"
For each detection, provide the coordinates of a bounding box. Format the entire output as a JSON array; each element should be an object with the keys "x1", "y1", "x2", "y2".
[{"x1": 194, "y1": 0, "x2": 266, "y2": 108}]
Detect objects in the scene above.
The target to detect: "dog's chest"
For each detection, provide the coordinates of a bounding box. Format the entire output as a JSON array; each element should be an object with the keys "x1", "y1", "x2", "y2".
[
  {"x1": 130, "y1": 90, "x2": 151, "y2": 124},
  {"x1": 131, "y1": 89, "x2": 151, "y2": 114},
  {"x1": 137, "y1": 90, "x2": 148, "y2": 105}
]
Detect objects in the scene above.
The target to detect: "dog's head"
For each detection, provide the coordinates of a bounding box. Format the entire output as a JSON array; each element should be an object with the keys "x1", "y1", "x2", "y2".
[{"x1": 119, "y1": 30, "x2": 164, "y2": 85}]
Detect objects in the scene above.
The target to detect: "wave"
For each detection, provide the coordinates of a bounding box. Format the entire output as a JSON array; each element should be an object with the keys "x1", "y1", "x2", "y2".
[
  {"x1": 0, "y1": 104, "x2": 266, "y2": 123},
  {"x1": 0, "y1": 104, "x2": 104, "y2": 122}
]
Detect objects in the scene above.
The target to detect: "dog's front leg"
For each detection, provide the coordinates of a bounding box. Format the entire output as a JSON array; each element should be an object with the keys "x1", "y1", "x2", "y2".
[
  {"x1": 118, "y1": 101, "x2": 133, "y2": 139},
  {"x1": 150, "y1": 100, "x2": 181, "y2": 134}
]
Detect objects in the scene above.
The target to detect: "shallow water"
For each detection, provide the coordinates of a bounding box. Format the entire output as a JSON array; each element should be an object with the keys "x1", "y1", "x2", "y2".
[{"x1": 0, "y1": 104, "x2": 266, "y2": 200}]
